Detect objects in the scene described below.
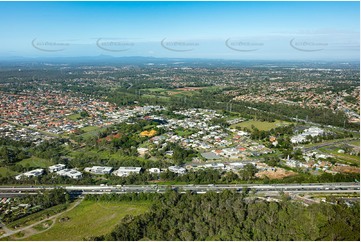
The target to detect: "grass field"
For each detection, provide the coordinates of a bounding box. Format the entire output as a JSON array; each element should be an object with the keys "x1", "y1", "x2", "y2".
[
  {"x1": 142, "y1": 94, "x2": 170, "y2": 100},
  {"x1": 67, "y1": 113, "x2": 81, "y2": 121},
  {"x1": 0, "y1": 167, "x2": 16, "y2": 177},
  {"x1": 33, "y1": 220, "x2": 53, "y2": 232},
  {"x1": 81, "y1": 126, "x2": 101, "y2": 132},
  {"x1": 18, "y1": 157, "x2": 53, "y2": 168},
  {"x1": 80, "y1": 126, "x2": 107, "y2": 138},
  {"x1": 175, "y1": 129, "x2": 195, "y2": 137},
  {"x1": 319, "y1": 147, "x2": 360, "y2": 166},
  {"x1": 141, "y1": 88, "x2": 168, "y2": 92},
  {"x1": 25, "y1": 200, "x2": 151, "y2": 241},
  {"x1": 349, "y1": 140, "x2": 360, "y2": 147},
  {"x1": 7, "y1": 204, "x2": 68, "y2": 229},
  {"x1": 230, "y1": 119, "x2": 291, "y2": 131}
]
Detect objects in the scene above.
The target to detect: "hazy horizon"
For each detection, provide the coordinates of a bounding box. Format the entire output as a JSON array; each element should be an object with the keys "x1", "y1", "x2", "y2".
[{"x1": 0, "y1": 1, "x2": 359, "y2": 61}]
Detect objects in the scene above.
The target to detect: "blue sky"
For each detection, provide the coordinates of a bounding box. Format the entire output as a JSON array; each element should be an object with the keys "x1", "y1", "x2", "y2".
[{"x1": 0, "y1": 1, "x2": 359, "y2": 60}]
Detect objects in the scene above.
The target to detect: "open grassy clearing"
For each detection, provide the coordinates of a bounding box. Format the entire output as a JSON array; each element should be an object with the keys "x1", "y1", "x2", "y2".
[
  {"x1": 319, "y1": 147, "x2": 360, "y2": 166},
  {"x1": 0, "y1": 167, "x2": 17, "y2": 177},
  {"x1": 230, "y1": 119, "x2": 291, "y2": 131},
  {"x1": 141, "y1": 88, "x2": 168, "y2": 92},
  {"x1": 66, "y1": 113, "x2": 81, "y2": 121},
  {"x1": 80, "y1": 126, "x2": 107, "y2": 138},
  {"x1": 301, "y1": 138, "x2": 357, "y2": 149},
  {"x1": 7, "y1": 204, "x2": 68, "y2": 230},
  {"x1": 175, "y1": 129, "x2": 195, "y2": 137},
  {"x1": 81, "y1": 126, "x2": 101, "y2": 132},
  {"x1": 33, "y1": 220, "x2": 53, "y2": 232},
  {"x1": 18, "y1": 157, "x2": 53, "y2": 168},
  {"x1": 349, "y1": 140, "x2": 360, "y2": 147},
  {"x1": 24, "y1": 200, "x2": 151, "y2": 241},
  {"x1": 142, "y1": 94, "x2": 170, "y2": 100}
]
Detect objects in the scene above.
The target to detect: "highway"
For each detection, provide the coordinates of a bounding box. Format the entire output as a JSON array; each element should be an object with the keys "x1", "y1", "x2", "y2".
[{"x1": 0, "y1": 183, "x2": 359, "y2": 197}]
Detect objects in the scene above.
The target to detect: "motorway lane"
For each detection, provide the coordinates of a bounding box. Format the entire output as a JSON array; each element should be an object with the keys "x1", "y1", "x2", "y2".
[{"x1": 0, "y1": 183, "x2": 359, "y2": 196}]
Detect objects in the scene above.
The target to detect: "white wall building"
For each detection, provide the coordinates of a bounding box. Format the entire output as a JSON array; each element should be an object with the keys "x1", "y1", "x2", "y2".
[
  {"x1": 49, "y1": 164, "x2": 66, "y2": 173},
  {"x1": 15, "y1": 169, "x2": 44, "y2": 180},
  {"x1": 84, "y1": 166, "x2": 113, "y2": 175},
  {"x1": 56, "y1": 169, "x2": 82, "y2": 179},
  {"x1": 114, "y1": 167, "x2": 142, "y2": 177},
  {"x1": 291, "y1": 127, "x2": 324, "y2": 144},
  {"x1": 137, "y1": 147, "x2": 149, "y2": 156},
  {"x1": 148, "y1": 168, "x2": 162, "y2": 174},
  {"x1": 168, "y1": 166, "x2": 187, "y2": 174}
]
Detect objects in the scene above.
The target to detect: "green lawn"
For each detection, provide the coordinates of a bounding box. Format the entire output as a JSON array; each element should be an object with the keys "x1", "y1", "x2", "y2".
[
  {"x1": 349, "y1": 140, "x2": 360, "y2": 147},
  {"x1": 81, "y1": 126, "x2": 101, "y2": 132},
  {"x1": 319, "y1": 148, "x2": 360, "y2": 166},
  {"x1": 142, "y1": 94, "x2": 170, "y2": 100},
  {"x1": 18, "y1": 157, "x2": 53, "y2": 168},
  {"x1": 80, "y1": 126, "x2": 107, "y2": 138},
  {"x1": 25, "y1": 200, "x2": 151, "y2": 241},
  {"x1": 0, "y1": 167, "x2": 16, "y2": 177},
  {"x1": 7, "y1": 204, "x2": 68, "y2": 229},
  {"x1": 175, "y1": 129, "x2": 195, "y2": 137},
  {"x1": 141, "y1": 88, "x2": 168, "y2": 92},
  {"x1": 230, "y1": 119, "x2": 291, "y2": 131},
  {"x1": 67, "y1": 113, "x2": 81, "y2": 121}
]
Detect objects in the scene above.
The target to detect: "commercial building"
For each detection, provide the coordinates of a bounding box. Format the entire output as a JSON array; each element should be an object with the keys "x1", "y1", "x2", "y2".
[
  {"x1": 148, "y1": 168, "x2": 162, "y2": 174},
  {"x1": 49, "y1": 164, "x2": 66, "y2": 173},
  {"x1": 15, "y1": 169, "x2": 44, "y2": 180},
  {"x1": 84, "y1": 166, "x2": 113, "y2": 175},
  {"x1": 168, "y1": 166, "x2": 187, "y2": 174},
  {"x1": 113, "y1": 167, "x2": 142, "y2": 177},
  {"x1": 56, "y1": 169, "x2": 82, "y2": 179}
]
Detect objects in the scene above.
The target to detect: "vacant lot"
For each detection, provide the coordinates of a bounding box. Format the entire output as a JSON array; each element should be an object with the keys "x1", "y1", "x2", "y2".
[
  {"x1": 231, "y1": 120, "x2": 291, "y2": 131},
  {"x1": 25, "y1": 200, "x2": 151, "y2": 241},
  {"x1": 256, "y1": 168, "x2": 297, "y2": 180},
  {"x1": 332, "y1": 166, "x2": 360, "y2": 174}
]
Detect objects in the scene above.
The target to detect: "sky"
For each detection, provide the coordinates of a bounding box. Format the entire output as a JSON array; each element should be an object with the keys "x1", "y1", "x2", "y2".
[{"x1": 0, "y1": 1, "x2": 359, "y2": 60}]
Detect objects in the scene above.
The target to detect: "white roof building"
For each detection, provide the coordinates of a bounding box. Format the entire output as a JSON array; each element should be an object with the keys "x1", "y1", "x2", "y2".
[
  {"x1": 226, "y1": 162, "x2": 245, "y2": 170},
  {"x1": 168, "y1": 166, "x2": 187, "y2": 174},
  {"x1": 84, "y1": 166, "x2": 113, "y2": 175},
  {"x1": 49, "y1": 164, "x2": 66, "y2": 173},
  {"x1": 203, "y1": 163, "x2": 225, "y2": 169},
  {"x1": 137, "y1": 147, "x2": 149, "y2": 156},
  {"x1": 15, "y1": 169, "x2": 44, "y2": 180},
  {"x1": 56, "y1": 169, "x2": 82, "y2": 179},
  {"x1": 291, "y1": 127, "x2": 324, "y2": 144},
  {"x1": 114, "y1": 167, "x2": 142, "y2": 177},
  {"x1": 148, "y1": 168, "x2": 162, "y2": 174}
]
